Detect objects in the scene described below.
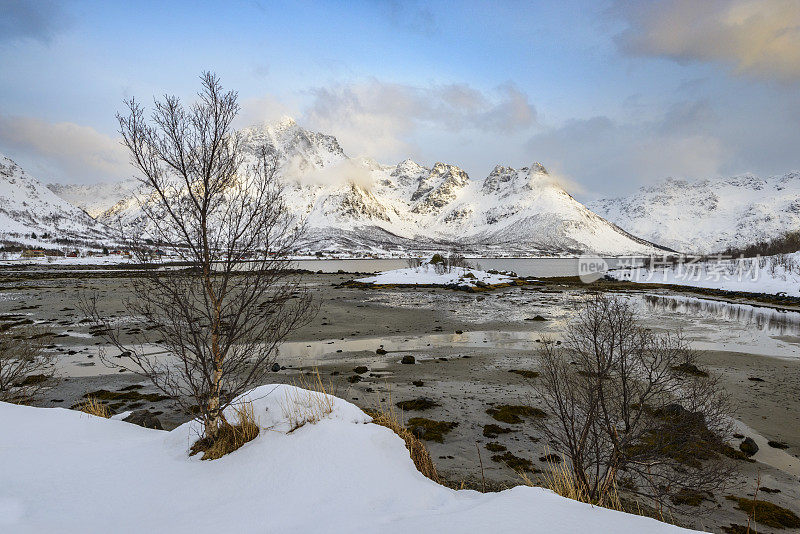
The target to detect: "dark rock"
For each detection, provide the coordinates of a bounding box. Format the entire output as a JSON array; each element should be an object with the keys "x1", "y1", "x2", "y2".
[
  {"x1": 739, "y1": 437, "x2": 759, "y2": 456},
  {"x1": 123, "y1": 410, "x2": 163, "y2": 430},
  {"x1": 412, "y1": 380, "x2": 424, "y2": 387},
  {"x1": 525, "y1": 315, "x2": 547, "y2": 321},
  {"x1": 767, "y1": 440, "x2": 789, "y2": 449},
  {"x1": 271, "y1": 362, "x2": 280, "y2": 372},
  {"x1": 353, "y1": 366, "x2": 368, "y2": 374},
  {"x1": 401, "y1": 355, "x2": 415, "y2": 365},
  {"x1": 376, "y1": 347, "x2": 387, "y2": 355}
]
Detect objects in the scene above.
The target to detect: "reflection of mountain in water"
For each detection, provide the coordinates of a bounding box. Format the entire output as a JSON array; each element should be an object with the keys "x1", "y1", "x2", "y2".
[{"x1": 643, "y1": 295, "x2": 800, "y2": 335}]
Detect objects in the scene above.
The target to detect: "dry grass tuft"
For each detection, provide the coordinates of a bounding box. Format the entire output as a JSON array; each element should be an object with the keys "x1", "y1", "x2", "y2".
[
  {"x1": 76, "y1": 396, "x2": 111, "y2": 418},
  {"x1": 522, "y1": 450, "x2": 622, "y2": 511},
  {"x1": 368, "y1": 402, "x2": 440, "y2": 484},
  {"x1": 190, "y1": 401, "x2": 260, "y2": 460},
  {"x1": 281, "y1": 368, "x2": 337, "y2": 433}
]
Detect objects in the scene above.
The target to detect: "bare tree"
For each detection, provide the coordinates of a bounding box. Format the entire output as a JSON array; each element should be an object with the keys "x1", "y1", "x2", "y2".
[
  {"x1": 0, "y1": 328, "x2": 55, "y2": 403},
  {"x1": 83, "y1": 72, "x2": 314, "y2": 440},
  {"x1": 534, "y1": 294, "x2": 733, "y2": 508}
]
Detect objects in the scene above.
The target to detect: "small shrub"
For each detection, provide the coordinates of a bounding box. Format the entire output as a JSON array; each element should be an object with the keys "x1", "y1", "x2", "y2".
[
  {"x1": 369, "y1": 406, "x2": 440, "y2": 483},
  {"x1": 485, "y1": 442, "x2": 507, "y2": 452},
  {"x1": 523, "y1": 451, "x2": 622, "y2": 511},
  {"x1": 190, "y1": 401, "x2": 259, "y2": 460},
  {"x1": 76, "y1": 396, "x2": 111, "y2": 418},
  {"x1": 281, "y1": 369, "x2": 337, "y2": 432}
]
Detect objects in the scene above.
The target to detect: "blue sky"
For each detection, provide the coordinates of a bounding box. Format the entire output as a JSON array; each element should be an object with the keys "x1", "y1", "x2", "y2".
[{"x1": 1, "y1": 0, "x2": 799, "y2": 199}]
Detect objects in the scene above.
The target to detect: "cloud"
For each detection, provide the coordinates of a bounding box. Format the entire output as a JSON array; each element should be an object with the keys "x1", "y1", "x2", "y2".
[
  {"x1": 301, "y1": 80, "x2": 537, "y2": 163},
  {"x1": 0, "y1": 0, "x2": 70, "y2": 44},
  {"x1": 0, "y1": 115, "x2": 129, "y2": 184},
  {"x1": 377, "y1": 0, "x2": 438, "y2": 36},
  {"x1": 527, "y1": 103, "x2": 728, "y2": 198},
  {"x1": 613, "y1": 0, "x2": 800, "y2": 81},
  {"x1": 237, "y1": 94, "x2": 296, "y2": 129}
]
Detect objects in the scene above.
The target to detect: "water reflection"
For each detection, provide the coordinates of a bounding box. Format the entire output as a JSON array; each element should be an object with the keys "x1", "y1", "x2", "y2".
[{"x1": 642, "y1": 294, "x2": 800, "y2": 335}]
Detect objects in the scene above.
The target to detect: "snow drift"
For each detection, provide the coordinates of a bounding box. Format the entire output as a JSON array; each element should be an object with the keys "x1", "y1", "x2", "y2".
[{"x1": 0, "y1": 384, "x2": 696, "y2": 533}]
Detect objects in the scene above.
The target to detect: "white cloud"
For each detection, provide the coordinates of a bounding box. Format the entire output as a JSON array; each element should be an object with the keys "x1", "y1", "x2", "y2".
[
  {"x1": 527, "y1": 110, "x2": 728, "y2": 198},
  {"x1": 0, "y1": 115, "x2": 129, "y2": 184},
  {"x1": 301, "y1": 80, "x2": 537, "y2": 163},
  {"x1": 614, "y1": 0, "x2": 800, "y2": 81}
]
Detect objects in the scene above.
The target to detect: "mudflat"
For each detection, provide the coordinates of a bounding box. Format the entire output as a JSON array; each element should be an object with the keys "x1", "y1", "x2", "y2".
[{"x1": 2, "y1": 269, "x2": 799, "y2": 532}]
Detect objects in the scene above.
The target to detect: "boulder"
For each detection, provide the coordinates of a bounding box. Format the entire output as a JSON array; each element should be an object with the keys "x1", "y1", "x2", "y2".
[
  {"x1": 123, "y1": 410, "x2": 163, "y2": 430},
  {"x1": 401, "y1": 355, "x2": 416, "y2": 365},
  {"x1": 739, "y1": 437, "x2": 758, "y2": 456}
]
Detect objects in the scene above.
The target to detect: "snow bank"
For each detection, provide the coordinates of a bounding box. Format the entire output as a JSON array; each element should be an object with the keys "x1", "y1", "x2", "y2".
[
  {"x1": 356, "y1": 264, "x2": 519, "y2": 288},
  {"x1": 0, "y1": 384, "x2": 695, "y2": 533},
  {"x1": 608, "y1": 253, "x2": 800, "y2": 297}
]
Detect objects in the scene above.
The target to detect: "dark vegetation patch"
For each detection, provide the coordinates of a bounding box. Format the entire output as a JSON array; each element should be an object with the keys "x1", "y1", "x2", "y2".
[
  {"x1": 726, "y1": 495, "x2": 800, "y2": 529},
  {"x1": 486, "y1": 404, "x2": 547, "y2": 424},
  {"x1": 407, "y1": 417, "x2": 458, "y2": 443},
  {"x1": 720, "y1": 524, "x2": 750, "y2": 534},
  {"x1": 353, "y1": 366, "x2": 368, "y2": 374},
  {"x1": 485, "y1": 442, "x2": 507, "y2": 452},
  {"x1": 671, "y1": 362, "x2": 709, "y2": 377},
  {"x1": 411, "y1": 380, "x2": 424, "y2": 387},
  {"x1": 83, "y1": 388, "x2": 169, "y2": 403},
  {"x1": 396, "y1": 398, "x2": 439, "y2": 411},
  {"x1": 483, "y1": 423, "x2": 513, "y2": 438},
  {"x1": 670, "y1": 488, "x2": 709, "y2": 507},
  {"x1": 720, "y1": 444, "x2": 755, "y2": 462},
  {"x1": 13, "y1": 374, "x2": 50, "y2": 387},
  {"x1": 508, "y1": 369, "x2": 540, "y2": 379},
  {"x1": 767, "y1": 440, "x2": 789, "y2": 449},
  {"x1": 490, "y1": 451, "x2": 535, "y2": 472},
  {"x1": 347, "y1": 375, "x2": 362, "y2": 383}
]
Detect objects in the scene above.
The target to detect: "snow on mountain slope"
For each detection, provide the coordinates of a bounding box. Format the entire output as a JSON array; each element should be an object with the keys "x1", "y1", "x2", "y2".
[
  {"x1": 46, "y1": 119, "x2": 665, "y2": 256},
  {"x1": 47, "y1": 179, "x2": 138, "y2": 218},
  {"x1": 589, "y1": 173, "x2": 800, "y2": 254},
  {"x1": 0, "y1": 154, "x2": 114, "y2": 246}
]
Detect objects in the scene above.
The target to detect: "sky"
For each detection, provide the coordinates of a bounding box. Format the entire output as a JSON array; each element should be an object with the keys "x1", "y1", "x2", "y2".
[{"x1": 1, "y1": 0, "x2": 799, "y2": 200}]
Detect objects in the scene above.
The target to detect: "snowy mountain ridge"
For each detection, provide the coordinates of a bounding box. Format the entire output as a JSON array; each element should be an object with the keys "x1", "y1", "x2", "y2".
[
  {"x1": 42, "y1": 118, "x2": 665, "y2": 255},
  {"x1": 589, "y1": 172, "x2": 800, "y2": 254},
  {"x1": 0, "y1": 154, "x2": 113, "y2": 247}
]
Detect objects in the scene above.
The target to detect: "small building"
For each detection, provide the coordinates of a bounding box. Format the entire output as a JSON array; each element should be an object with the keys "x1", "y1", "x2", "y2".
[{"x1": 21, "y1": 249, "x2": 46, "y2": 258}]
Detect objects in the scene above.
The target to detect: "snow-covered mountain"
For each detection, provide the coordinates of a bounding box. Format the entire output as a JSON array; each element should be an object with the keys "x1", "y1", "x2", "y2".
[
  {"x1": 47, "y1": 179, "x2": 138, "y2": 218},
  {"x1": 589, "y1": 173, "x2": 800, "y2": 254},
  {"x1": 45, "y1": 118, "x2": 664, "y2": 256},
  {"x1": 0, "y1": 154, "x2": 114, "y2": 247}
]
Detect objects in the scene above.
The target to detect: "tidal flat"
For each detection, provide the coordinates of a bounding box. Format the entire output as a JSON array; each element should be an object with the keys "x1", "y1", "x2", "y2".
[{"x1": 2, "y1": 268, "x2": 799, "y2": 532}]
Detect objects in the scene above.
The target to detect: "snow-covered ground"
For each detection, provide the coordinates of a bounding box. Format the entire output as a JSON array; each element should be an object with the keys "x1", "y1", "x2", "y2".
[
  {"x1": 608, "y1": 252, "x2": 800, "y2": 297},
  {"x1": 0, "y1": 384, "x2": 694, "y2": 533},
  {"x1": 0, "y1": 253, "x2": 135, "y2": 266},
  {"x1": 356, "y1": 264, "x2": 520, "y2": 288}
]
